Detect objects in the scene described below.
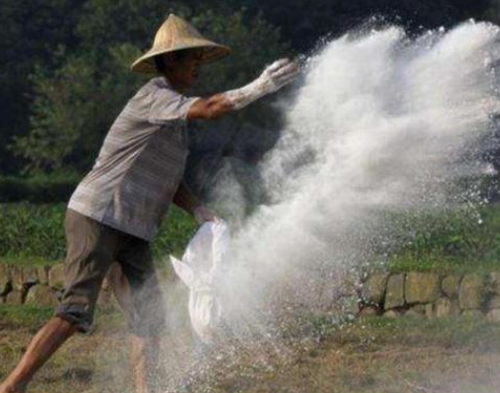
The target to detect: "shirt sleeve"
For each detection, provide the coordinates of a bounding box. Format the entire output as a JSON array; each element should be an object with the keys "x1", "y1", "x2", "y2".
[{"x1": 148, "y1": 87, "x2": 200, "y2": 124}]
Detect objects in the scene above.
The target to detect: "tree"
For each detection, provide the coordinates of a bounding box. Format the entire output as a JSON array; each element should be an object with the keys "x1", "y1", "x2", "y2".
[
  {"x1": 483, "y1": 0, "x2": 500, "y2": 24},
  {"x1": 0, "y1": 0, "x2": 86, "y2": 174},
  {"x1": 12, "y1": 3, "x2": 289, "y2": 174},
  {"x1": 226, "y1": 0, "x2": 490, "y2": 51}
]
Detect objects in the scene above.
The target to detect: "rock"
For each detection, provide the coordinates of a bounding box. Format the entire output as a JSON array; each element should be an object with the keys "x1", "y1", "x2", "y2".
[
  {"x1": 487, "y1": 309, "x2": 500, "y2": 323},
  {"x1": 25, "y1": 285, "x2": 58, "y2": 307},
  {"x1": 8, "y1": 267, "x2": 39, "y2": 290},
  {"x1": 405, "y1": 272, "x2": 441, "y2": 304},
  {"x1": 405, "y1": 308, "x2": 425, "y2": 319},
  {"x1": 48, "y1": 264, "x2": 66, "y2": 289},
  {"x1": 434, "y1": 298, "x2": 461, "y2": 318},
  {"x1": 10, "y1": 267, "x2": 24, "y2": 290},
  {"x1": 0, "y1": 264, "x2": 11, "y2": 296},
  {"x1": 359, "y1": 306, "x2": 380, "y2": 318},
  {"x1": 384, "y1": 274, "x2": 405, "y2": 309},
  {"x1": 361, "y1": 273, "x2": 389, "y2": 305},
  {"x1": 490, "y1": 272, "x2": 500, "y2": 295},
  {"x1": 441, "y1": 275, "x2": 461, "y2": 298},
  {"x1": 459, "y1": 274, "x2": 486, "y2": 310},
  {"x1": 383, "y1": 310, "x2": 401, "y2": 318},
  {"x1": 488, "y1": 295, "x2": 500, "y2": 310},
  {"x1": 425, "y1": 303, "x2": 435, "y2": 319},
  {"x1": 4, "y1": 290, "x2": 24, "y2": 305},
  {"x1": 37, "y1": 266, "x2": 49, "y2": 285},
  {"x1": 22, "y1": 268, "x2": 38, "y2": 286},
  {"x1": 462, "y1": 309, "x2": 484, "y2": 319}
]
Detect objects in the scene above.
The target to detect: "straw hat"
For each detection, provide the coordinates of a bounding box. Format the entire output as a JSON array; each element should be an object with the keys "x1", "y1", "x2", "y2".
[{"x1": 131, "y1": 14, "x2": 231, "y2": 74}]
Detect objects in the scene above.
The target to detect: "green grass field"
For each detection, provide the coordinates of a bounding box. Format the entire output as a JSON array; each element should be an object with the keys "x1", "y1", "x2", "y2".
[
  {"x1": 386, "y1": 205, "x2": 500, "y2": 274},
  {"x1": 2, "y1": 202, "x2": 500, "y2": 274},
  {"x1": 0, "y1": 203, "x2": 197, "y2": 267}
]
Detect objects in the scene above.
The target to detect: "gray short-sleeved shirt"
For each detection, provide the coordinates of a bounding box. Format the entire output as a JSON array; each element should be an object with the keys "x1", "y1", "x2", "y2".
[{"x1": 68, "y1": 77, "x2": 200, "y2": 241}]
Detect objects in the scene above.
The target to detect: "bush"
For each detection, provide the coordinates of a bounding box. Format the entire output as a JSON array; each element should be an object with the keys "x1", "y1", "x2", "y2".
[
  {"x1": 0, "y1": 203, "x2": 67, "y2": 264},
  {"x1": 0, "y1": 203, "x2": 196, "y2": 266},
  {"x1": 387, "y1": 204, "x2": 500, "y2": 274},
  {"x1": 0, "y1": 174, "x2": 80, "y2": 203},
  {"x1": 13, "y1": 5, "x2": 290, "y2": 174}
]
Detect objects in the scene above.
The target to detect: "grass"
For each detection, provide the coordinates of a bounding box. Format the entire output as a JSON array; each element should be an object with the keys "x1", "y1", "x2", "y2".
[
  {"x1": 0, "y1": 305, "x2": 54, "y2": 329},
  {"x1": 385, "y1": 204, "x2": 500, "y2": 274},
  {"x1": 281, "y1": 310, "x2": 500, "y2": 352},
  {"x1": 1, "y1": 305, "x2": 500, "y2": 393},
  {"x1": 0, "y1": 203, "x2": 197, "y2": 267},
  {"x1": 3, "y1": 201, "x2": 500, "y2": 275}
]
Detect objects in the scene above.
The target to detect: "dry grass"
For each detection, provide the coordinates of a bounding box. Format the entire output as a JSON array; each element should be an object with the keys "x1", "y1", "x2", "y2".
[{"x1": 1, "y1": 305, "x2": 500, "y2": 393}]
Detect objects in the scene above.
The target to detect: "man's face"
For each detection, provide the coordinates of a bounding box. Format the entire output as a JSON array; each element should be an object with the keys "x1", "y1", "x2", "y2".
[{"x1": 162, "y1": 49, "x2": 204, "y2": 91}]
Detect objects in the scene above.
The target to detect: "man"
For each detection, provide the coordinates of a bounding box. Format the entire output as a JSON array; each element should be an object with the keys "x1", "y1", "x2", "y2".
[{"x1": 0, "y1": 14, "x2": 297, "y2": 393}]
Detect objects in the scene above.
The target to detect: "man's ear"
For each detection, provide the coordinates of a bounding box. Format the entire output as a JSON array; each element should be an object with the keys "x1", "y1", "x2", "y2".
[{"x1": 171, "y1": 256, "x2": 194, "y2": 287}]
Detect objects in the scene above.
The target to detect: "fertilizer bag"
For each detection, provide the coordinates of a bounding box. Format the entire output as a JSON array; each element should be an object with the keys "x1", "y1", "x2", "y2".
[{"x1": 170, "y1": 220, "x2": 230, "y2": 343}]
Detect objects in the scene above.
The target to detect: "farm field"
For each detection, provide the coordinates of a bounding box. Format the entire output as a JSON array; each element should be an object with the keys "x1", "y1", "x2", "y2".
[
  {"x1": 2, "y1": 203, "x2": 500, "y2": 392},
  {"x1": 1, "y1": 305, "x2": 500, "y2": 393}
]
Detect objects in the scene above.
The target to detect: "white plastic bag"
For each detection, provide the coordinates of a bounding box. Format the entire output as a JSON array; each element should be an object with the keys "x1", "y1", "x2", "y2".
[{"x1": 170, "y1": 220, "x2": 230, "y2": 343}]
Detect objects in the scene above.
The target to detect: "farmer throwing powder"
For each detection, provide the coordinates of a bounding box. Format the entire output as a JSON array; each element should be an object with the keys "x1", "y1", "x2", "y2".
[{"x1": 0, "y1": 14, "x2": 298, "y2": 393}]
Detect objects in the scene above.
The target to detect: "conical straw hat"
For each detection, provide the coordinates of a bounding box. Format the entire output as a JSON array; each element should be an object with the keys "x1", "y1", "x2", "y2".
[{"x1": 131, "y1": 14, "x2": 231, "y2": 74}]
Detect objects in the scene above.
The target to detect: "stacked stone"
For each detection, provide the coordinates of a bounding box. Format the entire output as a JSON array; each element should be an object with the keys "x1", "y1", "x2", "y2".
[
  {"x1": 0, "y1": 263, "x2": 172, "y2": 308},
  {"x1": 0, "y1": 264, "x2": 63, "y2": 306},
  {"x1": 0, "y1": 263, "x2": 64, "y2": 306},
  {"x1": 360, "y1": 271, "x2": 500, "y2": 322}
]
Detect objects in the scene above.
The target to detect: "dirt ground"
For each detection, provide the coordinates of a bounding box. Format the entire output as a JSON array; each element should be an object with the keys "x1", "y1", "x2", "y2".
[{"x1": 1, "y1": 306, "x2": 500, "y2": 393}]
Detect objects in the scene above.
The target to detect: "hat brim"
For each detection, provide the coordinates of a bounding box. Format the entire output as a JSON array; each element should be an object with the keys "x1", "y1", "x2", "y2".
[{"x1": 131, "y1": 42, "x2": 231, "y2": 74}]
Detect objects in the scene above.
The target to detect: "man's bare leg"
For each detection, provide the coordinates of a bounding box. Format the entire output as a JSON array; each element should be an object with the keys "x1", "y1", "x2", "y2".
[
  {"x1": 130, "y1": 335, "x2": 161, "y2": 393},
  {"x1": 0, "y1": 317, "x2": 78, "y2": 393}
]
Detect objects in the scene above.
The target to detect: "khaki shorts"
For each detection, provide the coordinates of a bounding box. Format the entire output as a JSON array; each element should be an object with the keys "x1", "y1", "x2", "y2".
[{"x1": 55, "y1": 209, "x2": 165, "y2": 336}]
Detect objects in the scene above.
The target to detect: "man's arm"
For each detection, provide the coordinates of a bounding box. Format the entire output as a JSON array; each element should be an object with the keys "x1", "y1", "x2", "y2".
[
  {"x1": 187, "y1": 94, "x2": 233, "y2": 120},
  {"x1": 173, "y1": 180, "x2": 201, "y2": 214},
  {"x1": 173, "y1": 181, "x2": 216, "y2": 224},
  {"x1": 187, "y1": 58, "x2": 298, "y2": 121}
]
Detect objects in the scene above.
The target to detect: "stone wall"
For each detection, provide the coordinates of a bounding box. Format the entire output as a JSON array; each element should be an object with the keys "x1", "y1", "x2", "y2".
[
  {"x1": 360, "y1": 271, "x2": 500, "y2": 322},
  {"x1": 2, "y1": 263, "x2": 500, "y2": 323},
  {"x1": 0, "y1": 264, "x2": 62, "y2": 306},
  {"x1": 0, "y1": 263, "x2": 141, "y2": 307}
]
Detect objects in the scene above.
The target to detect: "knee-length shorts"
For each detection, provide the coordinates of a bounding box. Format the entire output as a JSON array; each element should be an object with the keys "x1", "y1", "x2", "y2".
[{"x1": 55, "y1": 209, "x2": 165, "y2": 337}]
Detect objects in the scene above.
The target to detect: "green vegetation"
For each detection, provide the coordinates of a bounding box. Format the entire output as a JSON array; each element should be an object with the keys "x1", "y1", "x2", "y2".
[
  {"x1": 0, "y1": 305, "x2": 55, "y2": 328},
  {"x1": 0, "y1": 173, "x2": 80, "y2": 203},
  {"x1": 2, "y1": 201, "x2": 500, "y2": 273},
  {"x1": 10, "y1": 3, "x2": 289, "y2": 175},
  {"x1": 0, "y1": 0, "x2": 492, "y2": 179},
  {"x1": 387, "y1": 205, "x2": 500, "y2": 274},
  {"x1": 0, "y1": 203, "x2": 196, "y2": 267}
]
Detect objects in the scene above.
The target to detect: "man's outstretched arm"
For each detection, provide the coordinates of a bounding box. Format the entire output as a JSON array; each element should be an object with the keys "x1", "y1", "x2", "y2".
[{"x1": 187, "y1": 58, "x2": 299, "y2": 121}]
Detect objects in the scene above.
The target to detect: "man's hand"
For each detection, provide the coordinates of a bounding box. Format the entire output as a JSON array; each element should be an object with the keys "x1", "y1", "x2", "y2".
[
  {"x1": 255, "y1": 58, "x2": 300, "y2": 95},
  {"x1": 224, "y1": 58, "x2": 299, "y2": 110},
  {"x1": 193, "y1": 205, "x2": 217, "y2": 225}
]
